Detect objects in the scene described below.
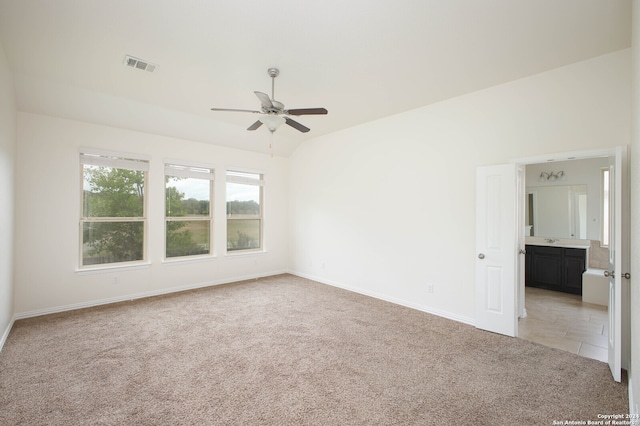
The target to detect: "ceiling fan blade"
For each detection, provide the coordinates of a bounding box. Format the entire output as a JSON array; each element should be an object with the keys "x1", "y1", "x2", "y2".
[
  {"x1": 254, "y1": 91, "x2": 273, "y2": 109},
  {"x1": 285, "y1": 107, "x2": 328, "y2": 116},
  {"x1": 210, "y1": 107, "x2": 260, "y2": 114},
  {"x1": 247, "y1": 120, "x2": 263, "y2": 131},
  {"x1": 285, "y1": 117, "x2": 310, "y2": 133}
]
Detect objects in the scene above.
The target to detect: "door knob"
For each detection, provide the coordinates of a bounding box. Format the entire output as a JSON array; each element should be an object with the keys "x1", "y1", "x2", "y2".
[
  {"x1": 622, "y1": 272, "x2": 631, "y2": 279},
  {"x1": 604, "y1": 270, "x2": 614, "y2": 278},
  {"x1": 478, "y1": 253, "x2": 485, "y2": 259}
]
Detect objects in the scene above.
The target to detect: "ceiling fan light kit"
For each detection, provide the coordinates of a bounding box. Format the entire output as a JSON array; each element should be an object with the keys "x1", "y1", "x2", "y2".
[
  {"x1": 258, "y1": 114, "x2": 285, "y2": 132},
  {"x1": 210, "y1": 68, "x2": 327, "y2": 134}
]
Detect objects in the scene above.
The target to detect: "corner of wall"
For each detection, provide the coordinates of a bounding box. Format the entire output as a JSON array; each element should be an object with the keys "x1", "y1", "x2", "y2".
[
  {"x1": 0, "y1": 316, "x2": 15, "y2": 352},
  {"x1": 0, "y1": 37, "x2": 17, "y2": 350}
]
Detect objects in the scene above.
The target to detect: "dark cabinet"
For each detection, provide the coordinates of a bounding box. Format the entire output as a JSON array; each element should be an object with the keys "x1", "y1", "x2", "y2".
[
  {"x1": 524, "y1": 248, "x2": 533, "y2": 284},
  {"x1": 564, "y1": 249, "x2": 587, "y2": 293},
  {"x1": 525, "y1": 245, "x2": 586, "y2": 295}
]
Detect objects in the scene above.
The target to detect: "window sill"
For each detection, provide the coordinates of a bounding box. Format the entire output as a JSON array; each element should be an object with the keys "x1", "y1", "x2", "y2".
[
  {"x1": 75, "y1": 262, "x2": 151, "y2": 274},
  {"x1": 162, "y1": 255, "x2": 217, "y2": 266},
  {"x1": 225, "y1": 250, "x2": 267, "y2": 258}
]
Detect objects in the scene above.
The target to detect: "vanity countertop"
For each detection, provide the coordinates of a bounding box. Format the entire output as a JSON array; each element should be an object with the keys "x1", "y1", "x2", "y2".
[{"x1": 525, "y1": 236, "x2": 590, "y2": 250}]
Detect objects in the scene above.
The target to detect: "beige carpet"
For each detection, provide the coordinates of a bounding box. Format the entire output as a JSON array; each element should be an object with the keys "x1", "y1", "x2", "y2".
[{"x1": 0, "y1": 274, "x2": 628, "y2": 425}]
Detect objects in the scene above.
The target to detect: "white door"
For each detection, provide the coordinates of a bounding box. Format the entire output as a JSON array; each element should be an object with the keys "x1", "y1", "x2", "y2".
[
  {"x1": 476, "y1": 164, "x2": 518, "y2": 336},
  {"x1": 607, "y1": 147, "x2": 626, "y2": 382},
  {"x1": 517, "y1": 166, "x2": 526, "y2": 319}
]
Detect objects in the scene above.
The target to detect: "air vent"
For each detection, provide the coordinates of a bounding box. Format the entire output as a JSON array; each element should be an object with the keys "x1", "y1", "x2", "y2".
[{"x1": 124, "y1": 55, "x2": 158, "y2": 73}]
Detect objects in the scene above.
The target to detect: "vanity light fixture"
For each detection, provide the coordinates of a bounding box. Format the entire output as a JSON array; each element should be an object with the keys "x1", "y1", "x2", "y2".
[{"x1": 539, "y1": 171, "x2": 565, "y2": 182}]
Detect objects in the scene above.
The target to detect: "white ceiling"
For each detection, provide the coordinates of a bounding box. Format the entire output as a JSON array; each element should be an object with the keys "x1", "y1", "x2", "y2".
[{"x1": 0, "y1": 0, "x2": 632, "y2": 156}]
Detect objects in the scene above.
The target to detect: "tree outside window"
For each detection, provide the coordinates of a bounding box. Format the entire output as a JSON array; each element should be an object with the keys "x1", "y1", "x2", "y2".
[
  {"x1": 80, "y1": 152, "x2": 148, "y2": 267},
  {"x1": 165, "y1": 164, "x2": 214, "y2": 258},
  {"x1": 226, "y1": 170, "x2": 263, "y2": 252}
]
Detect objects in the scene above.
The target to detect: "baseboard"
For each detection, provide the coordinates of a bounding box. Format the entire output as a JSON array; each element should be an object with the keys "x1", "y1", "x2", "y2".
[
  {"x1": 0, "y1": 316, "x2": 15, "y2": 353},
  {"x1": 289, "y1": 271, "x2": 475, "y2": 327},
  {"x1": 14, "y1": 270, "x2": 288, "y2": 320}
]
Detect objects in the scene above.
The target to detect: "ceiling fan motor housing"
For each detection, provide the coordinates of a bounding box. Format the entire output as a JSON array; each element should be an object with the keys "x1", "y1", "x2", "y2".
[{"x1": 264, "y1": 100, "x2": 285, "y2": 114}]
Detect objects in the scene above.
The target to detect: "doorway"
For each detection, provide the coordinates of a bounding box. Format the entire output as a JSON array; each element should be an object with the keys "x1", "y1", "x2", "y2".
[
  {"x1": 476, "y1": 146, "x2": 629, "y2": 381},
  {"x1": 512, "y1": 147, "x2": 629, "y2": 381},
  {"x1": 518, "y1": 157, "x2": 610, "y2": 362}
]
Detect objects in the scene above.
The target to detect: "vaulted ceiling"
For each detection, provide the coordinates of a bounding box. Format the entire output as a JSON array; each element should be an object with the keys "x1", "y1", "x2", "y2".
[{"x1": 0, "y1": 0, "x2": 632, "y2": 156}]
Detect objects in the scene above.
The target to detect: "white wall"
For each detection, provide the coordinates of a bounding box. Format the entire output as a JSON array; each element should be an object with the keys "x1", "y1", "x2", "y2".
[
  {"x1": 0, "y1": 41, "x2": 16, "y2": 346},
  {"x1": 13, "y1": 113, "x2": 289, "y2": 315},
  {"x1": 525, "y1": 158, "x2": 609, "y2": 241},
  {"x1": 630, "y1": 0, "x2": 640, "y2": 415},
  {"x1": 289, "y1": 49, "x2": 630, "y2": 324}
]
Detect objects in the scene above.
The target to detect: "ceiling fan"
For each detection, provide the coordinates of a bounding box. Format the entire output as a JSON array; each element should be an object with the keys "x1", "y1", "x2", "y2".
[{"x1": 210, "y1": 68, "x2": 328, "y2": 133}]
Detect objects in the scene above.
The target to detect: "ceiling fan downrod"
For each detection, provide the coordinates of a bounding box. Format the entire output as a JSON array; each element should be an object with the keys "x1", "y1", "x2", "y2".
[{"x1": 267, "y1": 67, "x2": 279, "y2": 100}]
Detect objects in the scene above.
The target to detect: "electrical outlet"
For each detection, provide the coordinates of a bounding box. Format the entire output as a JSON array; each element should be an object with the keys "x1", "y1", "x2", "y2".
[
  {"x1": 321, "y1": 262, "x2": 326, "y2": 270},
  {"x1": 427, "y1": 284, "x2": 434, "y2": 294},
  {"x1": 113, "y1": 276, "x2": 119, "y2": 284}
]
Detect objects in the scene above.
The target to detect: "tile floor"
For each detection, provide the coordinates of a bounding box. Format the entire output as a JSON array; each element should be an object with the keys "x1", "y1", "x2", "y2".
[{"x1": 518, "y1": 286, "x2": 609, "y2": 362}]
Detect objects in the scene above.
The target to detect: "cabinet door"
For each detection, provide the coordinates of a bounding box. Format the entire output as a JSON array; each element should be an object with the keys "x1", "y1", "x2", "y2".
[
  {"x1": 564, "y1": 248, "x2": 586, "y2": 294},
  {"x1": 532, "y1": 246, "x2": 563, "y2": 290},
  {"x1": 524, "y1": 245, "x2": 534, "y2": 285}
]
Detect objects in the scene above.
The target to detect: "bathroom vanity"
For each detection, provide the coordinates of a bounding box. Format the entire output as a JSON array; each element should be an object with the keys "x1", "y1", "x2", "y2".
[{"x1": 524, "y1": 237, "x2": 590, "y2": 295}]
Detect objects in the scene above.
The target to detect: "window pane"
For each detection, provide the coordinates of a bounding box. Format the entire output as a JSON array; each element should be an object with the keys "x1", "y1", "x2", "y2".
[
  {"x1": 166, "y1": 176, "x2": 211, "y2": 217},
  {"x1": 166, "y1": 220, "x2": 211, "y2": 258},
  {"x1": 83, "y1": 165, "x2": 145, "y2": 217},
  {"x1": 226, "y1": 182, "x2": 260, "y2": 217},
  {"x1": 226, "y1": 171, "x2": 262, "y2": 252},
  {"x1": 82, "y1": 221, "x2": 144, "y2": 265},
  {"x1": 227, "y1": 219, "x2": 261, "y2": 251}
]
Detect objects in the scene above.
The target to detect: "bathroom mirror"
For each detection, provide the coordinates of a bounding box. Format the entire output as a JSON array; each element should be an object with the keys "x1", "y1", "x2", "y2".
[{"x1": 525, "y1": 185, "x2": 587, "y2": 239}]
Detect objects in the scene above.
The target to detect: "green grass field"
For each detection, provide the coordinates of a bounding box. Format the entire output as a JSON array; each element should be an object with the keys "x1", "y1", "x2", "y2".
[
  {"x1": 227, "y1": 219, "x2": 260, "y2": 250},
  {"x1": 167, "y1": 219, "x2": 260, "y2": 252}
]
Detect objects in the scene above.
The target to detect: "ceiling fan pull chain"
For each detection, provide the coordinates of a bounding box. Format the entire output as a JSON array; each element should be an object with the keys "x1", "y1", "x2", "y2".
[{"x1": 269, "y1": 131, "x2": 274, "y2": 158}]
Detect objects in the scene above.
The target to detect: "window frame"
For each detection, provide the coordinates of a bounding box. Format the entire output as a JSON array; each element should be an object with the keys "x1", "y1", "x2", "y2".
[
  {"x1": 225, "y1": 169, "x2": 264, "y2": 254},
  {"x1": 600, "y1": 166, "x2": 610, "y2": 248},
  {"x1": 164, "y1": 162, "x2": 215, "y2": 260},
  {"x1": 79, "y1": 149, "x2": 150, "y2": 269}
]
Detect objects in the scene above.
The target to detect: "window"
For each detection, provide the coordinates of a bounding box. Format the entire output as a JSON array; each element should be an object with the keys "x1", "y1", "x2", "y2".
[
  {"x1": 601, "y1": 167, "x2": 610, "y2": 247},
  {"x1": 165, "y1": 164, "x2": 214, "y2": 258},
  {"x1": 80, "y1": 151, "x2": 149, "y2": 267},
  {"x1": 226, "y1": 170, "x2": 263, "y2": 252}
]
